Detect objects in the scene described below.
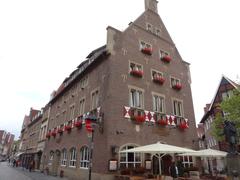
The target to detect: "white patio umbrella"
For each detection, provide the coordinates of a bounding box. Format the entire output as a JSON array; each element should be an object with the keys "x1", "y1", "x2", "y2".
[
  {"x1": 119, "y1": 142, "x2": 196, "y2": 175},
  {"x1": 178, "y1": 148, "x2": 227, "y2": 157}
]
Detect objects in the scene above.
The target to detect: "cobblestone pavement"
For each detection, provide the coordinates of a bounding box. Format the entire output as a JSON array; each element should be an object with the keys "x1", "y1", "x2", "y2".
[{"x1": 0, "y1": 162, "x2": 68, "y2": 180}]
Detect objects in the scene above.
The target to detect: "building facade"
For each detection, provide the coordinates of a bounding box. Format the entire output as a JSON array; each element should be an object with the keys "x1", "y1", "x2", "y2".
[
  {"x1": 0, "y1": 130, "x2": 15, "y2": 160},
  {"x1": 42, "y1": 0, "x2": 198, "y2": 179},
  {"x1": 199, "y1": 75, "x2": 240, "y2": 173}
]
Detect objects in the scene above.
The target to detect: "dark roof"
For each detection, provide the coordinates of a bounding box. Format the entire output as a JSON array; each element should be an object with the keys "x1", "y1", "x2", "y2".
[{"x1": 86, "y1": 45, "x2": 106, "y2": 58}]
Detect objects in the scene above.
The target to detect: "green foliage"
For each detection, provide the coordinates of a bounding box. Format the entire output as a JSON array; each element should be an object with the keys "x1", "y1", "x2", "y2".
[{"x1": 212, "y1": 89, "x2": 240, "y2": 140}]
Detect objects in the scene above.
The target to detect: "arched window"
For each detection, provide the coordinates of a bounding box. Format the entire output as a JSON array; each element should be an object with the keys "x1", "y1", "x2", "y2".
[
  {"x1": 80, "y1": 146, "x2": 89, "y2": 169},
  {"x1": 119, "y1": 144, "x2": 141, "y2": 168},
  {"x1": 61, "y1": 149, "x2": 67, "y2": 166},
  {"x1": 48, "y1": 151, "x2": 54, "y2": 165},
  {"x1": 69, "y1": 147, "x2": 77, "y2": 167}
]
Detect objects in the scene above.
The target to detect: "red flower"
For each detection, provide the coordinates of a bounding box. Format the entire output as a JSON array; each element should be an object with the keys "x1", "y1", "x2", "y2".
[
  {"x1": 46, "y1": 133, "x2": 51, "y2": 139},
  {"x1": 131, "y1": 115, "x2": 145, "y2": 123},
  {"x1": 130, "y1": 70, "x2": 143, "y2": 78},
  {"x1": 141, "y1": 48, "x2": 152, "y2": 55},
  {"x1": 179, "y1": 123, "x2": 188, "y2": 130},
  {"x1": 64, "y1": 125, "x2": 72, "y2": 132},
  {"x1": 57, "y1": 128, "x2": 63, "y2": 134},
  {"x1": 173, "y1": 83, "x2": 182, "y2": 90},
  {"x1": 74, "y1": 121, "x2": 82, "y2": 128},
  {"x1": 51, "y1": 130, "x2": 57, "y2": 137},
  {"x1": 153, "y1": 77, "x2": 165, "y2": 84},
  {"x1": 158, "y1": 119, "x2": 168, "y2": 126},
  {"x1": 161, "y1": 55, "x2": 171, "y2": 63}
]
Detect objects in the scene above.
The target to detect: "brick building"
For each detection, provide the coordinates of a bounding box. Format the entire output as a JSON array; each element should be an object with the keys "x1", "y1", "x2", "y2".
[
  {"x1": 42, "y1": 0, "x2": 197, "y2": 179},
  {"x1": 0, "y1": 130, "x2": 15, "y2": 160},
  {"x1": 199, "y1": 75, "x2": 240, "y2": 173}
]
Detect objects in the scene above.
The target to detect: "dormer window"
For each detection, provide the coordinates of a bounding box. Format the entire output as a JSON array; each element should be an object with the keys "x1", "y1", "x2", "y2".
[
  {"x1": 140, "y1": 41, "x2": 152, "y2": 55},
  {"x1": 130, "y1": 62, "x2": 143, "y2": 78},
  {"x1": 160, "y1": 49, "x2": 171, "y2": 63},
  {"x1": 146, "y1": 23, "x2": 153, "y2": 32}
]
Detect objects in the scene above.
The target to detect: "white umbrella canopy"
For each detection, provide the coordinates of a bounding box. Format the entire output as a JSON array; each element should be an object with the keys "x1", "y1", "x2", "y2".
[
  {"x1": 119, "y1": 142, "x2": 196, "y2": 154},
  {"x1": 178, "y1": 148, "x2": 227, "y2": 157}
]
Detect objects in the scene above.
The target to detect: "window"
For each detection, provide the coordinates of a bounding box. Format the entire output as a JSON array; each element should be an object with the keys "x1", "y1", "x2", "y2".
[
  {"x1": 48, "y1": 151, "x2": 54, "y2": 165},
  {"x1": 152, "y1": 70, "x2": 163, "y2": 80},
  {"x1": 180, "y1": 156, "x2": 194, "y2": 168},
  {"x1": 119, "y1": 145, "x2": 141, "y2": 169},
  {"x1": 69, "y1": 148, "x2": 77, "y2": 167},
  {"x1": 155, "y1": 28, "x2": 161, "y2": 36},
  {"x1": 146, "y1": 23, "x2": 153, "y2": 32},
  {"x1": 130, "y1": 88, "x2": 144, "y2": 108},
  {"x1": 173, "y1": 99, "x2": 183, "y2": 117},
  {"x1": 153, "y1": 94, "x2": 165, "y2": 113},
  {"x1": 61, "y1": 149, "x2": 67, "y2": 166},
  {"x1": 130, "y1": 62, "x2": 143, "y2": 72},
  {"x1": 80, "y1": 146, "x2": 90, "y2": 169},
  {"x1": 91, "y1": 90, "x2": 99, "y2": 110},
  {"x1": 159, "y1": 49, "x2": 169, "y2": 59},
  {"x1": 170, "y1": 77, "x2": 181, "y2": 87},
  {"x1": 79, "y1": 99, "x2": 85, "y2": 116},
  {"x1": 69, "y1": 105, "x2": 75, "y2": 120},
  {"x1": 80, "y1": 76, "x2": 88, "y2": 90},
  {"x1": 140, "y1": 41, "x2": 152, "y2": 50}
]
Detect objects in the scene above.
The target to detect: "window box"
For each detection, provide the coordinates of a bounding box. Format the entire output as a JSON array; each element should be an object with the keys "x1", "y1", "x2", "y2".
[
  {"x1": 130, "y1": 70, "x2": 143, "y2": 78},
  {"x1": 74, "y1": 121, "x2": 82, "y2": 128},
  {"x1": 51, "y1": 130, "x2": 57, "y2": 137},
  {"x1": 153, "y1": 76, "x2": 165, "y2": 85},
  {"x1": 179, "y1": 122, "x2": 188, "y2": 130},
  {"x1": 141, "y1": 47, "x2": 152, "y2": 55},
  {"x1": 172, "y1": 83, "x2": 182, "y2": 90},
  {"x1": 57, "y1": 128, "x2": 63, "y2": 134},
  {"x1": 161, "y1": 55, "x2": 171, "y2": 63},
  {"x1": 131, "y1": 115, "x2": 145, "y2": 124},
  {"x1": 64, "y1": 125, "x2": 72, "y2": 132},
  {"x1": 158, "y1": 119, "x2": 168, "y2": 126},
  {"x1": 46, "y1": 133, "x2": 51, "y2": 139}
]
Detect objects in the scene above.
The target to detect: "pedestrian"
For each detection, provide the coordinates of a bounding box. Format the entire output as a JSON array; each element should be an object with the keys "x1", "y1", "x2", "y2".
[
  {"x1": 13, "y1": 159, "x2": 16, "y2": 167},
  {"x1": 177, "y1": 159, "x2": 184, "y2": 178},
  {"x1": 169, "y1": 161, "x2": 179, "y2": 180},
  {"x1": 29, "y1": 159, "x2": 35, "y2": 172}
]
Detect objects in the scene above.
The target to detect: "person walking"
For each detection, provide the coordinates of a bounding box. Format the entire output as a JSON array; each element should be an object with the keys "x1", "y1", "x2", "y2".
[{"x1": 169, "y1": 161, "x2": 179, "y2": 180}]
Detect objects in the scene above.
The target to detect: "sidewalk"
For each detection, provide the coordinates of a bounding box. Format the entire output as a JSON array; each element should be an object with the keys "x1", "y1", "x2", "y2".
[{"x1": 14, "y1": 166, "x2": 69, "y2": 180}]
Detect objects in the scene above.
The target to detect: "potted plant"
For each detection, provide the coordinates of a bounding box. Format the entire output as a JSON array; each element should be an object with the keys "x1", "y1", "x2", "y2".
[
  {"x1": 51, "y1": 130, "x2": 57, "y2": 137},
  {"x1": 131, "y1": 115, "x2": 145, "y2": 124},
  {"x1": 153, "y1": 76, "x2": 165, "y2": 85},
  {"x1": 64, "y1": 125, "x2": 72, "y2": 132},
  {"x1": 158, "y1": 119, "x2": 168, "y2": 126},
  {"x1": 57, "y1": 128, "x2": 63, "y2": 134},
  {"x1": 141, "y1": 47, "x2": 152, "y2": 55},
  {"x1": 130, "y1": 70, "x2": 143, "y2": 78},
  {"x1": 173, "y1": 83, "x2": 182, "y2": 90},
  {"x1": 161, "y1": 55, "x2": 171, "y2": 63},
  {"x1": 74, "y1": 121, "x2": 82, "y2": 129}
]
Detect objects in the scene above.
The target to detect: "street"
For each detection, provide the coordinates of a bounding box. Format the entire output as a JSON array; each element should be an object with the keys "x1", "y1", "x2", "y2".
[{"x1": 0, "y1": 162, "x2": 68, "y2": 180}]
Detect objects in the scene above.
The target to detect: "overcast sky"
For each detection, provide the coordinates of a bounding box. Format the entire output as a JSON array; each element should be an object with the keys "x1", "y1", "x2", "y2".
[{"x1": 0, "y1": 0, "x2": 239, "y2": 139}]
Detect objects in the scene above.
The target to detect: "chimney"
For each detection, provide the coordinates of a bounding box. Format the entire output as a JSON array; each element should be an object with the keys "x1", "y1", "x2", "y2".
[{"x1": 145, "y1": 0, "x2": 158, "y2": 13}]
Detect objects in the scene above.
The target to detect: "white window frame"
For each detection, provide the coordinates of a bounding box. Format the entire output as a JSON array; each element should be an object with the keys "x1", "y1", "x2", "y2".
[
  {"x1": 79, "y1": 98, "x2": 85, "y2": 116},
  {"x1": 181, "y1": 156, "x2": 194, "y2": 168},
  {"x1": 152, "y1": 92, "x2": 165, "y2": 113},
  {"x1": 170, "y1": 77, "x2": 181, "y2": 88},
  {"x1": 119, "y1": 144, "x2": 142, "y2": 169},
  {"x1": 80, "y1": 146, "x2": 90, "y2": 169},
  {"x1": 146, "y1": 23, "x2": 153, "y2": 32},
  {"x1": 61, "y1": 149, "x2": 67, "y2": 167},
  {"x1": 155, "y1": 28, "x2": 161, "y2": 36},
  {"x1": 159, "y1": 49, "x2": 170, "y2": 59},
  {"x1": 91, "y1": 88, "x2": 99, "y2": 110},
  {"x1": 69, "y1": 148, "x2": 77, "y2": 168},
  {"x1": 139, "y1": 40, "x2": 152, "y2": 50},
  {"x1": 172, "y1": 98, "x2": 184, "y2": 117},
  {"x1": 129, "y1": 86, "x2": 144, "y2": 109},
  {"x1": 48, "y1": 151, "x2": 54, "y2": 165},
  {"x1": 129, "y1": 61, "x2": 143, "y2": 72},
  {"x1": 151, "y1": 69, "x2": 163, "y2": 80}
]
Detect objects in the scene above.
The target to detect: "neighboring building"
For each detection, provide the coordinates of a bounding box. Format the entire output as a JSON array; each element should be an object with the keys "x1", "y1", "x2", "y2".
[
  {"x1": 199, "y1": 75, "x2": 240, "y2": 173},
  {"x1": 0, "y1": 130, "x2": 15, "y2": 160},
  {"x1": 43, "y1": 0, "x2": 197, "y2": 179},
  {"x1": 19, "y1": 108, "x2": 42, "y2": 169}
]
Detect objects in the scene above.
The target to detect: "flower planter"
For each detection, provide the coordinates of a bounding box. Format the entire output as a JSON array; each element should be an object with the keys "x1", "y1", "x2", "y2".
[
  {"x1": 64, "y1": 125, "x2": 72, "y2": 133},
  {"x1": 153, "y1": 77, "x2": 165, "y2": 85},
  {"x1": 46, "y1": 133, "x2": 51, "y2": 139},
  {"x1": 130, "y1": 70, "x2": 143, "y2": 78},
  {"x1": 141, "y1": 48, "x2": 152, "y2": 55},
  {"x1": 173, "y1": 84, "x2": 182, "y2": 90},
  {"x1": 74, "y1": 121, "x2": 82, "y2": 128},
  {"x1": 131, "y1": 115, "x2": 145, "y2": 124},
  {"x1": 51, "y1": 131, "x2": 57, "y2": 137},
  {"x1": 179, "y1": 123, "x2": 188, "y2": 130},
  {"x1": 161, "y1": 55, "x2": 171, "y2": 63},
  {"x1": 158, "y1": 119, "x2": 168, "y2": 126},
  {"x1": 57, "y1": 128, "x2": 63, "y2": 134}
]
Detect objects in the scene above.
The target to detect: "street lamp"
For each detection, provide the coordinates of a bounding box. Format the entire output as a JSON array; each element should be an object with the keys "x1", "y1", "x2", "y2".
[{"x1": 85, "y1": 115, "x2": 98, "y2": 180}]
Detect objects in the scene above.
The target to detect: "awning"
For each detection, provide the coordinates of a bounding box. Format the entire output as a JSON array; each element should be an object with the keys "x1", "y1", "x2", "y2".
[{"x1": 178, "y1": 148, "x2": 227, "y2": 157}]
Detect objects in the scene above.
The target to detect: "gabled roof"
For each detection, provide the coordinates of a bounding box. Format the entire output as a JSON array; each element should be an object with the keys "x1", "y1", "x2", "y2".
[{"x1": 200, "y1": 75, "x2": 239, "y2": 123}]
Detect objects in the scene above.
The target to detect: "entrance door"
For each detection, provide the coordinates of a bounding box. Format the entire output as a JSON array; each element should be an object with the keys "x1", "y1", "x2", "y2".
[
  {"x1": 52, "y1": 150, "x2": 61, "y2": 176},
  {"x1": 152, "y1": 154, "x2": 172, "y2": 176}
]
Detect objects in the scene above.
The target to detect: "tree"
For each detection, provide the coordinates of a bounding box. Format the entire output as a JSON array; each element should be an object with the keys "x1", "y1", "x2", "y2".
[{"x1": 211, "y1": 90, "x2": 240, "y2": 141}]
